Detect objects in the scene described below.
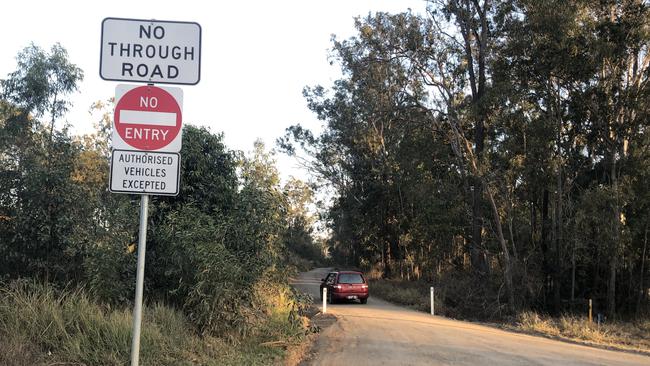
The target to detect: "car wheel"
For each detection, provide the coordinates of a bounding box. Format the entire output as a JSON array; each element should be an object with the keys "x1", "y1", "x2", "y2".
[
  {"x1": 360, "y1": 298, "x2": 367, "y2": 304},
  {"x1": 327, "y1": 292, "x2": 334, "y2": 304}
]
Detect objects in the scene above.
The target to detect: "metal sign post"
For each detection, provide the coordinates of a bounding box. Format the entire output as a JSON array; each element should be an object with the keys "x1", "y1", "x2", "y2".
[
  {"x1": 101, "y1": 16, "x2": 199, "y2": 366},
  {"x1": 130, "y1": 194, "x2": 149, "y2": 366}
]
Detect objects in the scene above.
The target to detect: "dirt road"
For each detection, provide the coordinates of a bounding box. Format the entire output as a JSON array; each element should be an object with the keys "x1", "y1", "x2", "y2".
[{"x1": 292, "y1": 268, "x2": 650, "y2": 366}]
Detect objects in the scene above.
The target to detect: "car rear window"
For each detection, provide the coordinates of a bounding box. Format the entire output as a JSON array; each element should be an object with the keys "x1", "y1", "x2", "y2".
[{"x1": 338, "y1": 273, "x2": 365, "y2": 284}]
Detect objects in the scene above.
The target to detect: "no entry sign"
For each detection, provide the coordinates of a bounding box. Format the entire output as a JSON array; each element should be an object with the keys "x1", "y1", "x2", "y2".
[{"x1": 113, "y1": 84, "x2": 183, "y2": 152}]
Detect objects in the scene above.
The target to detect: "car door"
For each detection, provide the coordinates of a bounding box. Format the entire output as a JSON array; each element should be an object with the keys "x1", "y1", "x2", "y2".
[{"x1": 320, "y1": 273, "x2": 335, "y2": 298}]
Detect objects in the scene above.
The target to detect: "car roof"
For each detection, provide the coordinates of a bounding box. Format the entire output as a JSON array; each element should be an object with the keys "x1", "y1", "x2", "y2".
[{"x1": 332, "y1": 270, "x2": 363, "y2": 274}]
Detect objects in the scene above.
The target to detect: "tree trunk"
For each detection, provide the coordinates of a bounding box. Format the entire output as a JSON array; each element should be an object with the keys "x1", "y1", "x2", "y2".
[
  {"x1": 541, "y1": 189, "x2": 551, "y2": 306},
  {"x1": 608, "y1": 154, "x2": 619, "y2": 317},
  {"x1": 443, "y1": 119, "x2": 516, "y2": 312},
  {"x1": 608, "y1": 255, "x2": 618, "y2": 316},
  {"x1": 450, "y1": 0, "x2": 490, "y2": 277},
  {"x1": 508, "y1": 186, "x2": 518, "y2": 261},
  {"x1": 531, "y1": 200, "x2": 537, "y2": 250},
  {"x1": 470, "y1": 182, "x2": 488, "y2": 274},
  {"x1": 486, "y1": 186, "x2": 516, "y2": 312},
  {"x1": 384, "y1": 240, "x2": 392, "y2": 278},
  {"x1": 637, "y1": 226, "x2": 647, "y2": 314},
  {"x1": 571, "y1": 238, "x2": 576, "y2": 307},
  {"x1": 554, "y1": 145, "x2": 563, "y2": 313}
]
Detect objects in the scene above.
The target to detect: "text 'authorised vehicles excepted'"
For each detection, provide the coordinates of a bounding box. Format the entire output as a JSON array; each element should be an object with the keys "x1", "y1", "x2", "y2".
[{"x1": 110, "y1": 150, "x2": 180, "y2": 196}]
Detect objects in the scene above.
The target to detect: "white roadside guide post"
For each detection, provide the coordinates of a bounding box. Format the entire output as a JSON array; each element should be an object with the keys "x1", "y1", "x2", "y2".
[
  {"x1": 323, "y1": 287, "x2": 327, "y2": 314},
  {"x1": 430, "y1": 286, "x2": 435, "y2": 316},
  {"x1": 100, "y1": 17, "x2": 201, "y2": 366}
]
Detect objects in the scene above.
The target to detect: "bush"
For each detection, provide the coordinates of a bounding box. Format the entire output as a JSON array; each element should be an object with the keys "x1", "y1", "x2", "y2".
[
  {"x1": 369, "y1": 270, "x2": 507, "y2": 319},
  {"x1": 1, "y1": 281, "x2": 125, "y2": 363},
  {"x1": 84, "y1": 236, "x2": 137, "y2": 305},
  {"x1": 370, "y1": 279, "x2": 434, "y2": 313},
  {"x1": 0, "y1": 279, "x2": 310, "y2": 365},
  {"x1": 514, "y1": 311, "x2": 650, "y2": 352}
]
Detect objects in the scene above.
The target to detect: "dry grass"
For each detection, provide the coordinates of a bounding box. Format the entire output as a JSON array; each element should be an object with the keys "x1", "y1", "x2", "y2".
[
  {"x1": 0, "y1": 279, "x2": 312, "y2": 365},
  {"x1": 369, "y1": 279, "x2": 433, "y2": 313},
  {"x1": 512, "y1": 311, "x2": 650, "y2": 354},
  {"x1": 369, "y1": 278, "x2": 650, "y2": 354},
  {"x1": 370, "y1": 276, "x2": 492, "y2": 318}
]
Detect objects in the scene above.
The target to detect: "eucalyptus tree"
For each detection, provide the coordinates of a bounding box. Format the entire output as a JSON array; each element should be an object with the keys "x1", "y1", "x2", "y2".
[
  {"x1": 281, "y1": 0, "x2": 650, "y2": 317},
  {"x1": 0, "y1": 44, "x2": 86, "y2": 283},
  {"x1": 578, "y1": 0, "x2": 650, "y2": 315}
]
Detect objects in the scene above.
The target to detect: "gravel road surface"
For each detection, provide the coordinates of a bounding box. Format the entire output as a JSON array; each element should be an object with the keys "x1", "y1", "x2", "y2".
[{"x1": 292, "y1": 268, "x2": 650, "y2": 366}]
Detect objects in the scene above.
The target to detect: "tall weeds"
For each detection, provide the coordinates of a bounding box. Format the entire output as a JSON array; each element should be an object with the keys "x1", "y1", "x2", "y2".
[{"x1": 0, "y1": 278, "x2": 310, "y2": 365}]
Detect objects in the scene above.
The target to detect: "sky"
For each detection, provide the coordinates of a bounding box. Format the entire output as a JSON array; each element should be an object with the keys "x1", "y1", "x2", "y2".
[{"x1": 0, "y1": 0, "x2": 429, "y2": 182}]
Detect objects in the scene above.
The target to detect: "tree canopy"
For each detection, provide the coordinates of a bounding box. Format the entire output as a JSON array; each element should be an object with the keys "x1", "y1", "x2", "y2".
[
  {"x1": 0, "y1": 43, "x2": 321, "y2": 337},
  {"x1": 281, "y1": 0, "x2": 650, "y2": 317}
]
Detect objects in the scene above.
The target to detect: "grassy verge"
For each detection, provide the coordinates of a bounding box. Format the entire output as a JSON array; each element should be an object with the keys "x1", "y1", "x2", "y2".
[
  {"x1": 369, "y1": 279, "x2": 437, "y2": 313},
  {"x1": 0, "y1": 280, "x2": 309, "y2": 365},
  {"x1": 369, "y1": 278, "x2": 650, "y2": 354},
  {"x1": 507, "y1": 312, "x2": 650, "y2": 355}
]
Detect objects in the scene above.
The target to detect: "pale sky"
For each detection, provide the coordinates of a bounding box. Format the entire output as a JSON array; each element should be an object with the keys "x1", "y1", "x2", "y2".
[{"x1": 0, "y1": 0, "x2": 428, "y2": 182}]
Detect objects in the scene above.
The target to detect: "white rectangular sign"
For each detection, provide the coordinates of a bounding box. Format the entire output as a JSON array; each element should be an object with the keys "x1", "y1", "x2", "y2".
[
  {"x1": 100, "y1": 17, "x2": 201, "y2": 85},
  {"x1": 110, "y1": 150, "x2": 180, "y2": 196}
]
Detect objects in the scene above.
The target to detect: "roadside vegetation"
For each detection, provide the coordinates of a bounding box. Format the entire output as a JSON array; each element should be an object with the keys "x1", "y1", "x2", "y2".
[
  {"x1": 0, "y1": 280, "x2": 309, "y2": 365},
  {"x1": 280, "y1": 0, "x2": 650, "y2": 337},
  {"x1": 0, "y1": 44, "x2": 322, "y2": 365},
  {"x1": 3, "y1": 0, "x2": 650, "y2": 362},
  {"x1": 369, "y1": 278, "x2": 650, "y2": 354},
  {"x1": 511, "y1": 312, "x2": 650, "y2": 354}
]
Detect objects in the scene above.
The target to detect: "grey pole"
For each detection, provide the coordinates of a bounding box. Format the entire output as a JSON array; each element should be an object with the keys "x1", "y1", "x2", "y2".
[{"x1": 130, "y1": 194, "x2": 149, "y2": 366}]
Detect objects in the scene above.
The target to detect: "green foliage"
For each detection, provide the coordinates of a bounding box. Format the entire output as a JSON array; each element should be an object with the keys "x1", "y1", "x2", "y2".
[
  {"x1": 370, "y1": 279, "x2": 430, "y2": 311},
  {"x1": 282, "y1": 0, "x2": 650, "y2": 317},
  {"x1": 1, "y1": 103, "x2": 89, "y2": 283},
  {"x1": 1, "y1": 43, "x2": 83, "y2": 121},
  {"x1": 0, "y1": 280, "x2": 196, "y2": 365},
  {"x1": 0, "y1": 43, "x2": 314, "y2": 363},
  {"x1": 0, "y1": 279, "x2": 308, "y2": 365},
  {"x1": 283, "y1": 178, "x2": 324, "y2": 265},
  {"x1": 83, "y1": 227, "x2": 137, "y2": 305},
  {"x1": 167, "y1": 125, "x2": 238, "y2": 212}
]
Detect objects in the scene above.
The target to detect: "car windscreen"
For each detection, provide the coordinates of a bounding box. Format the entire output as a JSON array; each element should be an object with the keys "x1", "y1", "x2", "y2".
[{"x1": 338, "y1": 273, "x2": 364, "y2": 284}]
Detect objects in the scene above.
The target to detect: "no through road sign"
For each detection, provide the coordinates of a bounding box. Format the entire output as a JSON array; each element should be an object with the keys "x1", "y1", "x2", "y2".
[{"x1": 100, "y1": 17, "x2": 202, "y2": 85}]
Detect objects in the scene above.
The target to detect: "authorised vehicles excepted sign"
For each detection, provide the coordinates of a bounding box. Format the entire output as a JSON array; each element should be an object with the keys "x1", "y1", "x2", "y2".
[
  {"x1": 100, "y1": 17, "x2": 201, "y2": 85},
  {"x1": 110, "y1": 150, "x2": 180, "y2": 196}
]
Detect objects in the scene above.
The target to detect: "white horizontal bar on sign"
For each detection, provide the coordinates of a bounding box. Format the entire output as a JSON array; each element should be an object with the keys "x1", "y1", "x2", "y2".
[{"x1": 119, "y1": 110, "x2": 177, "y2": 126}]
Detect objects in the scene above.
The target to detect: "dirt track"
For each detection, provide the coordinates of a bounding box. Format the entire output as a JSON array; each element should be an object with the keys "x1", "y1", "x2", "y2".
[{"x1": 291, "y1": 268, "x2": 650, "y2": 366}]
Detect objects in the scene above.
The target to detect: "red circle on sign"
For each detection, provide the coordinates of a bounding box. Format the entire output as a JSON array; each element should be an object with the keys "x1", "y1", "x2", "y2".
[{"x1": 114, "y1": 86, "x2": 182, "y2": 151}]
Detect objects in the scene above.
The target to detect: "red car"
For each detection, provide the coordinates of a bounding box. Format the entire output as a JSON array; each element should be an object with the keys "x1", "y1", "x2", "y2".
[{"x1": 320, "y1": 271, "x2": 369, "y2": 304}]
